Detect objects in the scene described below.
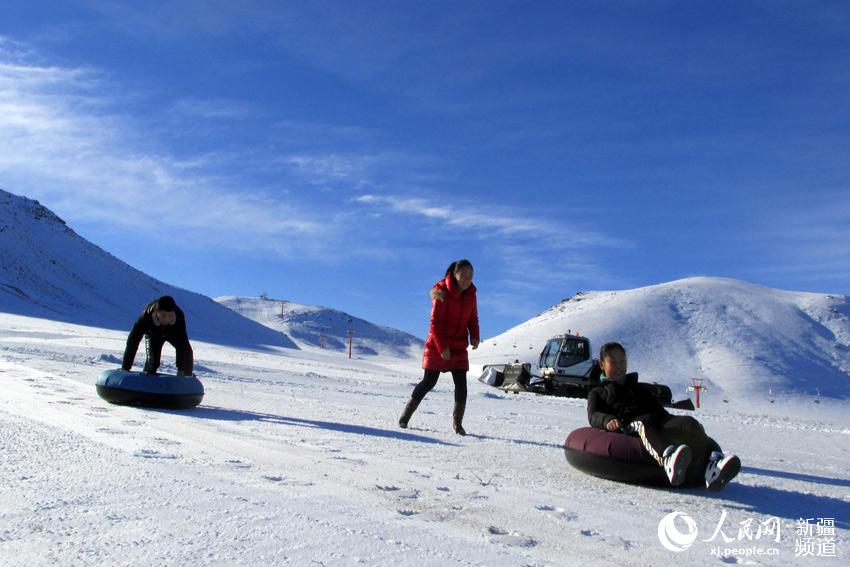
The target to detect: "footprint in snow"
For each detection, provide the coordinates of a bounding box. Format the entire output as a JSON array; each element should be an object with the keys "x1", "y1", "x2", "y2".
[
  {"x1": 580, "y1": 529, "x2": 600, "y2": 537},
  {"x1": 375, "y1": 485, "x2": 401, "y2": 492},
  {"x1": 85, "y1": 411, "x2": 111, "y2": 419},
  {"x1": 153, "y1": 437, "x2": 181, "y2": 446},
  {"x1": 487, "y1": 526, "x2": 537, "y2": 548},
  {"x1": 331, "y1": 455, "x2": 366, "y2": 466},
  {"x1": 397, "y1": 509, "x2": 418, "y2": 517},
  {"x1": 134, "y1": 448, "x2": 178, "y2": 460},
  {"x1": 395, "y1": 488, "x2": 420, "y2": 500},
  {"x1": 537, "y1": 504, "x2": 578, "y2": 521},
  {"x1": 227, "y1": 459, "x2": 252, "y2": 469},
  {"x1": 96, "y1": 427, "x2": 127, "y2": 435},
  {"x1": 263, "y1": 475, "x2": 285, "y2": 483}
]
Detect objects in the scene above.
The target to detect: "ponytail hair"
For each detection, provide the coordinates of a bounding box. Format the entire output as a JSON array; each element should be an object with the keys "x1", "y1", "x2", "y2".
[{"x1": 445, "y1": 259, "x2": 473, "y2": 277}]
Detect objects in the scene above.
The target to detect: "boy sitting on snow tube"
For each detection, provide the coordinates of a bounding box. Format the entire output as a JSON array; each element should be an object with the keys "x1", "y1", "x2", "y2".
[{"x1": 586, "y1": 342, "x2": 740, "y2": 491}]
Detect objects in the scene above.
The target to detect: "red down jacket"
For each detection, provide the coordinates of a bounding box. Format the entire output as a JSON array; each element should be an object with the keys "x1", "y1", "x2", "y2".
[{"x1": 422, "y1": 274, "x2": 480, "y2": 371}]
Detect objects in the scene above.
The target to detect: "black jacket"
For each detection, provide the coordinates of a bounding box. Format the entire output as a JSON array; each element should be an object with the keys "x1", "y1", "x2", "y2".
[
  {"x1": 587, "y1": 372, "x2": 670, "y2": 430},
  {"x1": 122, "y1": 300, "x2": 190, "y2": 370}
]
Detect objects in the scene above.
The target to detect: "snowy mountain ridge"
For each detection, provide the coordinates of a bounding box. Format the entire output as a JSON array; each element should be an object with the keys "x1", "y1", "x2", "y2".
[
  {"x1": 216, "y1": 295, "x2": 423, "y2": 359},
  {"x1": 471, "y1": 277, "x2": 850, "y2": 402},
  {"x1": 0, "y1": 188, "x2": 296, "y2": 350}
]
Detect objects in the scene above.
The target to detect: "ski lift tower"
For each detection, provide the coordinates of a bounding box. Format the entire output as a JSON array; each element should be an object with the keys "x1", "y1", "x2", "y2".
[{"x1": 688, "y1": 378, "x2": 707, "y2": 409}]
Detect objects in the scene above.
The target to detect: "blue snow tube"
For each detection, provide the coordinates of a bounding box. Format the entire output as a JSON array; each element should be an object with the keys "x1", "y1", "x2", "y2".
[
  {"x1": 564, "y1": 427, "x2": 711, "y2": 487},
  {"x1": 96, "y1": 369, "x2": 204, "y2": 409}
]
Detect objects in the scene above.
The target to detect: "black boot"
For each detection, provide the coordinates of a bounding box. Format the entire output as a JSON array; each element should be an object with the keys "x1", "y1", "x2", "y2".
[
  {"x1": 453, "y1": 401, "x2": 467, "y2": 436},
  {"x1": 399, "y1": 398, "x2": 421, "y2": 429}
]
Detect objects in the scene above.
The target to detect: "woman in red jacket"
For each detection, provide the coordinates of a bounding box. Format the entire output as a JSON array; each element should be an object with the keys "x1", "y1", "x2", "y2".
[{"x1": 399, "y1": 259, "x2": 480, "y2": 435}]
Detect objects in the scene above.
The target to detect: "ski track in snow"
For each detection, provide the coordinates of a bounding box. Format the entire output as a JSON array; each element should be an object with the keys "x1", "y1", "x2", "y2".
[{"x1": 1, "y1": 313, "x2": 848, "y2": 566}]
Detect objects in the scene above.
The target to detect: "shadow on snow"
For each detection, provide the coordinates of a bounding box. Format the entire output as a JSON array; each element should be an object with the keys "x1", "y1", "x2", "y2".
[
  {"x1": 168, "y1": 405, "x2": 459, "y2": 446},
  {"x1": 679, "y1": 467, "x2": 850, "y2": 529}
]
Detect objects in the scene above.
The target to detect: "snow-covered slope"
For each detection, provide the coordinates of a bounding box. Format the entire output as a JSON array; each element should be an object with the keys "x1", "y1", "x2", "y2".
[
  {"x1": 471, "y1": 278, "x2": 850, "y2": 401},
  {"x1": 1, "y1": 310, "x2": 847, "y2": 566},
  {"x1": 0, "y1": 189, "x2": 296, "y2": 349},
  {"x1": 217, "y1": 296, "x2": 423, "y2": 359}
]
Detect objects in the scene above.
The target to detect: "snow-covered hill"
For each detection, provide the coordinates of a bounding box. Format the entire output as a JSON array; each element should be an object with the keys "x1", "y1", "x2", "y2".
[
  {"x1": 0, "y1": 189, "x2": 296, "y2": 350},
  {"x1": 471, "y1": 277, "x2": 850, "y2": 401},
  {"x1": 217, "y1": 296, "x2": 423, "y2": 359}
]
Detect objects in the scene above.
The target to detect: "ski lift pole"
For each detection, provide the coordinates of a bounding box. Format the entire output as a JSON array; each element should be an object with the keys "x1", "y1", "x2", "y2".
[
  {"x1": 347, "y1": 329, "x2": 354, "y2": 359},
  {"x1": 688, "y1": 378, "x2": 707, "y2": 409}
]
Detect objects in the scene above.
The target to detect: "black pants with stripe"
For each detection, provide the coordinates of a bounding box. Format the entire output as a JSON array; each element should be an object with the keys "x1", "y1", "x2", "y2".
[{"x1": 630, "y1": 416, "x2": 718, "y2": 468}]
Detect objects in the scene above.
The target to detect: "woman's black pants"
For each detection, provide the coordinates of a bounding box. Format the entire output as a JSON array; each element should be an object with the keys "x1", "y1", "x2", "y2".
[{"x1": 411, "y1": 369, "x2": 467, "y2": 405}]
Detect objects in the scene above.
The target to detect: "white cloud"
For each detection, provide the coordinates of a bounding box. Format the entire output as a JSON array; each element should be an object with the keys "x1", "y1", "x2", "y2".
[
  {"x1": 0, "y1": 39, "x2": 331, "y2": 258},
  {"x1": 283, "y1": 152, "x2": 444, "y2": 191},
  {"x1": 352, "y1": 193, "x2": 631, "y2": 294},
  {"x1": 353, "y1": 193, "x2": 627, "y2": 247}
]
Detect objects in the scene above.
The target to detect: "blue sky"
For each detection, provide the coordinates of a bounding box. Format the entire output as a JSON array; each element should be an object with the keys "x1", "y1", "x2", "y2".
[{"x1": 2, "y1": 1, "x2": 849, "y2": 339}]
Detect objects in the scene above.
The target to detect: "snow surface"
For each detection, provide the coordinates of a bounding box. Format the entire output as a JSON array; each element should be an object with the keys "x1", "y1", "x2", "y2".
[
  {"x1": 471, "y1": 278, "x2": 850, "y2": 403},
  {"x1": 1, "y1": 312, "x2": 848, "y2": 566},
  {"x1": 216, "y1": 296, "x2": 423, "y2": 360}
]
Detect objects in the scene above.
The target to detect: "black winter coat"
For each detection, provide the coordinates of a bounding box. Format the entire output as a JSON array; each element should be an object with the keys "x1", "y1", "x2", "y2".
[
  {"x1": 122, "y1": 300, "x2": 190, "y2": 370},
  {"x1": 587, "y1": 372, "x2": 670, "y2": 430}
]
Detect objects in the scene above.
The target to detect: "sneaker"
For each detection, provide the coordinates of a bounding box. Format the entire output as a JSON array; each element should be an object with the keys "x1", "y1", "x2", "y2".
[
  {"x1": 705, "y1": 452, "x2": 741, "y2": 492},
  {"x1": 663, "y1": 444, "x2": 692, "y2": 486}
]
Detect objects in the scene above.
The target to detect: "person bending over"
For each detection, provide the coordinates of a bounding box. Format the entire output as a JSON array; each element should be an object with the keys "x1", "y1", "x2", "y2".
[{"x1": 122, "y1": 295, "x2": 194, "y2": 377}]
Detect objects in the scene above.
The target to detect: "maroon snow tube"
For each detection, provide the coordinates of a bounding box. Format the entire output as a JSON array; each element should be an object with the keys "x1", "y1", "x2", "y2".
[{"x1": 564, "y1": 427, "x2": 708, "y2": 487}]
